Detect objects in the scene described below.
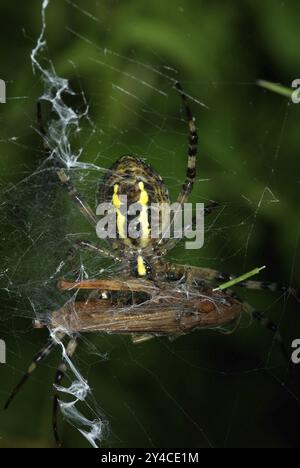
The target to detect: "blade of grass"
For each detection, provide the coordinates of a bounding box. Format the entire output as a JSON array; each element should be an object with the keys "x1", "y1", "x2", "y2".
[
  {"x1": 213, "y1": 266, "x2": 266, "y2": 292},
  {"x1": 256, "y1": 79, "x2": 292, "y2": 99}
]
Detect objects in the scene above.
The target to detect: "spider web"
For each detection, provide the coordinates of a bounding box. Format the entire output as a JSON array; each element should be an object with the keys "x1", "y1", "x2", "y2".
[{"x1": 0, "y1": 0, "x2": 300, "y2": 448}]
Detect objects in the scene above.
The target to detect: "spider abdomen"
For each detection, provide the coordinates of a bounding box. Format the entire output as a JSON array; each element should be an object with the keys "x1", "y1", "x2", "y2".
[
  {"x1": 98, "y1": 155, "x2": 170, "y2": 251},
  {"x1": 98, "y1": 155, "x2": 169, "y2": 205}
]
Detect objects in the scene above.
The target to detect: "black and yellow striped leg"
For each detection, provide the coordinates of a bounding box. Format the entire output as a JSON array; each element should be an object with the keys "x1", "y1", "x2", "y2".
[
  {"x1": 164, "y1": 263, "x2": 299, "y2": 300},
  {"x1": 174, "y1": 81, "x2": 198, "y2": 206},
  {"x1": 241, "y1": 300, "x2": 289, "y2": 360},
  {"x1": 4, "y1": 336, "x2": 61, "y2": 410},
  {"x1": 157, "y1": 82, "x2": 198, "y2": 252},
  {"x1": 52, "y1": 338, "x2": 78, "y2": 448},
  {"x1": 212, "y1": 271, "x2": 299, "y2": 300},
  {"x1": 37, "y1": 102, "x2": 99, "y2": 229}
]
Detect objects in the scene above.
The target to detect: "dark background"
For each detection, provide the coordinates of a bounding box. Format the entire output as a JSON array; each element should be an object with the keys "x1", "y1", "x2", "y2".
[{"x1": 0, "y1": 0, "x2": 300, "y2": 448}]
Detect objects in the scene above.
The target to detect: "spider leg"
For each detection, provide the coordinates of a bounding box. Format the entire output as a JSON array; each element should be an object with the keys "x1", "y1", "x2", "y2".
[
  {"x1": 203, "y1": 201, "x2": 220, "y2": 217},
  {"x1": 164, "y1": 263, "x2": 299, "y2": 299},
  {"x1": 67, "y1": 239, "x2": 121, "y2": 276},
  {"x1": 37, "y1": 102, "x2": 99, "y2": 229},
  {"x1": 163, "y1": 262, "x2": 294, "y2": 358},
  {"x1": 157, "y1": 201, "x2": 219, "y2": 255},
  {"x1": 4, "y1": 335, "x2": 63, "y2": 410},
  {"x1": 56, "y1": 168, "x2": 99, "y2": 227},
  {"x1": 174, "y1": 81, "x2": 198, "y2": 206},
  {"x1": 163, "y1": 263, "x2": 219, "y2": 283},
  {"x1": 207, "y1": 269, "x2": 299, "y2": 300},
  {"x1": 157, "y1": 82, "x2": 199, "y2": 251},
  {"x1": 239, "y1": 298, "x2": 289, "y2": 360},
  {"x1": 52, "y1": 337, "x2": 78, "y2": 448},
  {"x1": 37, "y1": 103, "x2": 121, "y2": 262}
]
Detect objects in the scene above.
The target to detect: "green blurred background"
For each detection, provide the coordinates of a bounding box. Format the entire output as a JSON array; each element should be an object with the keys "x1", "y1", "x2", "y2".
[{"x1": 0, "y1": 0, "x2": 300, "y2": 448}]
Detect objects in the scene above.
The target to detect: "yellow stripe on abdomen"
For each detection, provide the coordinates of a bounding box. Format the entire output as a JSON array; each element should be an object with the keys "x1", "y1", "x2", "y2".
[
  {"x1": 137, "y1": 255, "x2": 147, "y2": 277},
  {"x1": 138, "y1": 182, "x2": 150, "y2": 248},
  {"x1": 112, "y1": 184, "x2": 128, "y2": 242}
]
